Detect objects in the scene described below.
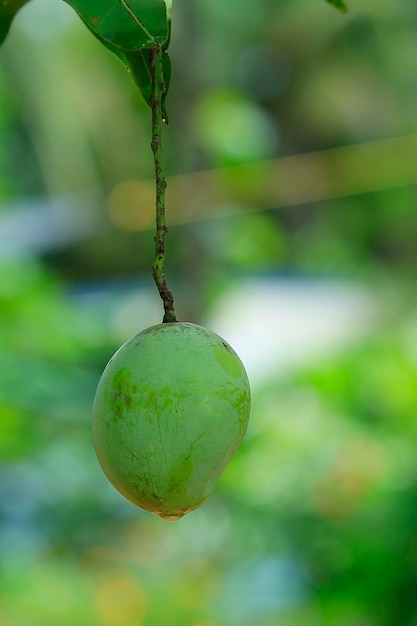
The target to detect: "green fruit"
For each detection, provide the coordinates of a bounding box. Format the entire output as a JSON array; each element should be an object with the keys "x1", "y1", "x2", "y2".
[{"x1": 93, "y1": 322, "x2": 251, "y2": 521}]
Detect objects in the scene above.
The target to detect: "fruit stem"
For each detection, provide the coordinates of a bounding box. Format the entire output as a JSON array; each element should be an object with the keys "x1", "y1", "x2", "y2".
[{"x1": 150, "y1": 45, "x2": 177, "y2": 324}]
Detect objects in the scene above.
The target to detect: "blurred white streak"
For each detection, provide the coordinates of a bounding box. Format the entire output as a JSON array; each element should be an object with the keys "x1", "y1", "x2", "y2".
[
  {"x1": 206, "y1": 278, "x2": 376, "y2": 385},
  {"x1": 0, "y1": 193, "x2": 104, "y2": 256}
]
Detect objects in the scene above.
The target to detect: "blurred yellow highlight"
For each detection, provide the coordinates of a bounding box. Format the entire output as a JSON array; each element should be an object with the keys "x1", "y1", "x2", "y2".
[
  {"x1": 313, "y1": 437, "x2": 386, "y2": 519},
  {"x1": 107, "y1": 133, "x2": 417, "y2": 231},
  {"x1": 94, "y1": 576, "x2": 147, "y2": 626},
  {"x1": 108, "y1": 181, "x2": 155, "y2": 231}
]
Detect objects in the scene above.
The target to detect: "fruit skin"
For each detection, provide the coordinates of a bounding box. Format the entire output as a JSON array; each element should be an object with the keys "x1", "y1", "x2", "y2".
[{"x1": 93, "y1": 322, "x2": 251, "y2": 521}]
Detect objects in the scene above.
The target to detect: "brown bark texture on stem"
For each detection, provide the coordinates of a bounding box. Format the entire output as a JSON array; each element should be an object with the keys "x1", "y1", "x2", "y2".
[{"x1": 150, "y1": 46, "x2": 177, "y2": 324}]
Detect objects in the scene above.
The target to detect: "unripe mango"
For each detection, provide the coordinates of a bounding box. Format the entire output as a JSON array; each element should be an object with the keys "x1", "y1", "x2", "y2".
[{"x1": 93, "y1": 322, "x2": 251, "y2": 520}]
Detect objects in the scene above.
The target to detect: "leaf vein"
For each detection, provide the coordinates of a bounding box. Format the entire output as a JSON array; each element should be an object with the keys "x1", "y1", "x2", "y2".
[{"x1": 118, "y1": 0, "x2": 155, "y2": 44}]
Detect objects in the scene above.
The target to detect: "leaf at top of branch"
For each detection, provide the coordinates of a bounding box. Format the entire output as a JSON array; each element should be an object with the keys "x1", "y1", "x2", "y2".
[
  {"x1": 63, "y1": 0, "x2": 170, "y2": 50},
  {"x1": 84, "y1": 20, "x2": 171, "y2": 120},
  {"x1": 325, "y1": 0, "x2": 348, "y2": 13},
  {"x1": 0, "y1": 0, "x2": 32, "y2": 46}
]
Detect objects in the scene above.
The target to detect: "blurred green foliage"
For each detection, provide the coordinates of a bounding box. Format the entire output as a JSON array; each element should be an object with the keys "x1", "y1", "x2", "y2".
[{"x1": 1, "y1": 0, "x2": 417, "y2": 625}]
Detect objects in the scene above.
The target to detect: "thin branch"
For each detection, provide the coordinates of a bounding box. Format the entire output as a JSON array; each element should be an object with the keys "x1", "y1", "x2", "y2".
[{"x1": 150, "y1": 45, "x2": 177, "y2": 324}]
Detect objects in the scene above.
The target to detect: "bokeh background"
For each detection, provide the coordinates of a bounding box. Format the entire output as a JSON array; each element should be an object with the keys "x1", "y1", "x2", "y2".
[{"x1": 1, "y1": 0, "x2": 417, "y2": 624}]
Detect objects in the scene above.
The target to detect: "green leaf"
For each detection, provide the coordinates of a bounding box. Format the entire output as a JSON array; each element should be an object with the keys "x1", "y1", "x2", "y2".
[
  {"x1": 0, "y1": 0, "x2": 32, "y2": 46},
  {"x1": 325, "y1": 0, "x2": 348, "y2": 12},
  {"x1": 83, "y1": 22, "x2": 171, "y2": 119},
  {"x1": 62, "y1": 0, "x2": 169, "y2": 50}
]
